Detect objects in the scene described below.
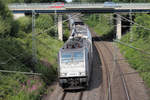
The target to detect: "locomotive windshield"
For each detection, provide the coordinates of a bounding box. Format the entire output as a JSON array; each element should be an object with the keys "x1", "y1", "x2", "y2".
[
  {"x1": 61, "y1": 51, "x2": 84, "y2": 63},
  {"x1": 61, "y1": 53, "x2": 72, "y2": 63},
  {"x1": 73, "y1": 51, "x2": 83, "y2": 61}
]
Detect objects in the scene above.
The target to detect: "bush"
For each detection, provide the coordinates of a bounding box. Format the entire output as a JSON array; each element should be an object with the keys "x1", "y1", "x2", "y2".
[
  {"x1": 0, "y1": 1, "x2": 64, "y2": 99},
  {"x1": 118, "y1": 14, "x2": 150, "y2": 87},
  {"x1": 17, "y1": 16, "x2": 32, "y2": 33},
  {"x1": 85, "y1": 14, "x2": 114, "y2": 38},
  {"x1": 36, "y1": 14, "x2": 56, "y2": 37},
  {"x1": 0, "y1": 38, "x2": 32, "y2": 71},
  {"x1": 0, "y1": 73, "x2": 27, "y2": 100}
]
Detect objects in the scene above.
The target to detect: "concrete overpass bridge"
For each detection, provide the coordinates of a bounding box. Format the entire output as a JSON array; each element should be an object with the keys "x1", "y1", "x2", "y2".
[
  {"x1": 8, "y1": 3, "x2": 150, "y2": 13},
  {"x1": 8, "y1": 3, "x2": 150, "y2": 40}
]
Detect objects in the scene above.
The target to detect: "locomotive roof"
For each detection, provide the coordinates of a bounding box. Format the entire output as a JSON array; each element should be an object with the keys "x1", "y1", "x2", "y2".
[
  {"x1": 62, "y1": 36, "x2": 87, "y2": 50},
  {"x1": 72, "y1": 17, "x2": 83, "y2": 23},
  {"x1": 70, "y1": 25, "x2": 91, "y2": 40},
  {"x1": 61, "y1": 16, "x2": 92, "y2": 51}
]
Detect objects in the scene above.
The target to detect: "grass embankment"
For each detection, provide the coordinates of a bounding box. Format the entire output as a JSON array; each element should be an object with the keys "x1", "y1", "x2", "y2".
[
  {"x1": 0, "y1": 1, "x2": 65, "y2": 100},
  {"x1": 0, "y1": 34, "x2": 63, "y2": 100},
  {"x1": 118, "y1": 14, "x2": 150, "y2": 88}
]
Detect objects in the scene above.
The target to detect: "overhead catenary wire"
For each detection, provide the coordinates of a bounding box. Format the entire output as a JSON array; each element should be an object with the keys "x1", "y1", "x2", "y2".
[
  {"x1": 114, "y1": 39, "x2": 150, "y2": 56},
  {"x1": 0, "y1": 69, "x2": 42, "y2": 75},
  {"x1": 115, "y1": 13, "x2": 150, "y2": 31},
  {"x1": 123, "y1": 70, "x2": 150, "y2": 75},
  {"x1": 0, "y1": 46, "x2": 25, "y2": 65},
  {"x1": 0, "y1": 46, "x2": 42, "y2": 75},
  {"x1": 116, "y1": 55, "x2": 150, "y2": 61},
  {"x1": 0, "y1": 38, "x2": 52, "y2": 75},
  {"x1": 102, "y1": 14, "x2": 150, "y2": 30},
  {"x1": 102, "y1": 14, "x2": 149, "y2": 28},
  {"x1": 36, "y1": 13, "x2": 82, "y2": 36}
]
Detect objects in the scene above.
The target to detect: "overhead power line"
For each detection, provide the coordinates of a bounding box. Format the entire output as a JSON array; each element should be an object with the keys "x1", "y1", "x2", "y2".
[
  {"x1": 115, "y1": 13, "x2": 150, "y2": 31},
  {"x1": 114, "y1": 39, "x2": 150, "y2": 57},
  {"x1": 0, "y1": 70, "x2": 41, "y2": 75},
  {"x1": 36, "y1": 13, "x2": 82, "y2": 36},
  {"x1": 0, "y1": 46, "x2": 25, "y2": 65}
]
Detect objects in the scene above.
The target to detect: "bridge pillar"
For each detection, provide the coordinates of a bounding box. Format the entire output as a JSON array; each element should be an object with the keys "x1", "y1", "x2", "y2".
[
  {"x1": 13, "y1": 13, "x2": 25, "y2": 19},
  {"x1": 116, "y1": 14, "x2": 122, "y2": 39},
  {"x1": 58, "y1": 14, "x2": 63, "y2": 41}
]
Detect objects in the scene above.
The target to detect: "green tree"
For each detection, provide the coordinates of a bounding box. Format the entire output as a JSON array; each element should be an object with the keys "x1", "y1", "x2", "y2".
[
  {"x1": 24, "y1": 0, "x2": 65, "y2": 3},
  {"x1": 35, "y1": 14, "x2": 56, "y2": 36},
  {"x1": 0, "y1": 0, "x2": 19, "y2": 37},
  {"x1": 131, "y1": 14, "x2": 150, "y2": 39},
  {"x1": 18, "y1": 16, "x2": 32, "y2": 33},
  {"x1": 6, "y1": 0, "x2": 24, "y2": 3}
]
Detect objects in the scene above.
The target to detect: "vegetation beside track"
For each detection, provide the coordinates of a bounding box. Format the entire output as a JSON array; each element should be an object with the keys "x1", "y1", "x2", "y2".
[
  {"x1": 84, "y1": 14, "x2": 115, "y2": 40},
  {"x1": 86, "y1": 13, "x2": 150, "y2": 89},
  {"x1": 118, "y1": 14, "x2": 150, "y2": 88},
  {"x1": 0, "y1": 0, "x2": 69, "y2": 99}
]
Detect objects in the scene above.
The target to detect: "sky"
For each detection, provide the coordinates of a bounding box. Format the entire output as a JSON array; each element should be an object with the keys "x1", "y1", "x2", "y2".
[{"x1": 66, "y1": 0, "x2": 72, "y2": 2}]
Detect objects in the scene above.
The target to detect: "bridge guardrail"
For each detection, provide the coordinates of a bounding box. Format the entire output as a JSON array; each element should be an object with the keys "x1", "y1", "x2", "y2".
[{"x1": 8, "y1": 3, "x2": 150, "y2": 10}]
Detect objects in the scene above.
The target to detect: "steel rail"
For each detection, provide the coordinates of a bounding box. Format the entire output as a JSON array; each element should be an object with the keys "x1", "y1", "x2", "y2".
[
  {"x1": 91, "y1": 27, "x2": 130, "y2": 100},
  {"x1": 91, "y1": 29, "x2": 112, "y2": 100},
  {"x1": 60, "y1": 92, "x2": 67, "y2": 100},
  {"x1": 102, "y1": 41, "x2": 131, "y2": 100},
  {"x1": 95, "y1": 42, "x2": 112, "y2": 100}
]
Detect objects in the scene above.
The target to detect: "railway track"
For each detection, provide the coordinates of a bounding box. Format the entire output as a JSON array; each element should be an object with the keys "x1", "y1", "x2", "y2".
[
  {"x1": 56, "y1": 91, "x2": 83, "y2": 100},
  {"x1": 95, "y1": 42, "x2": 112, "y2": 100},
  {"x1": 91, "y1": 28, "x2": 131, "y2": 100},
  {"x1": 104, "y1": 42, "x2": 131, "y2": 100},
  {"x1": 91, "y1": 29, "x2": 112, "y2": 100},
  {"x1": 47, "y1": 85, "x2": 84, "y2": 100},
  {"x1": 50, "y1": 28, "x2": 131, "y2": 100},
  {"x1": 45, "y1": 27, "x2": 131, "y2": 100}
]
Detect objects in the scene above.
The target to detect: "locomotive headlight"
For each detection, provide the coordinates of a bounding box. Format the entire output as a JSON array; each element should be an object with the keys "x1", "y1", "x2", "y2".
[{"x1": 60, "y1": 73, "x2": 67, "y2": 76}]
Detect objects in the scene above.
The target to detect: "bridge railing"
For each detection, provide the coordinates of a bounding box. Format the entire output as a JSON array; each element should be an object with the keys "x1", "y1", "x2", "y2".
[{"x1": 8, "y1": 3, "x2": 150, "y2": 10}]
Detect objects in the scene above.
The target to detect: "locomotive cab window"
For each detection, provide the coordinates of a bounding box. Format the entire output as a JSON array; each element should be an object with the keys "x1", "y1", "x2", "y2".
[
  {"x1": 61, "y1": 53, "x2": 72, "y2": 63},
  {"x1": 61, "y1": 51, "x2": 84, "y2": 63},
  {"x1": 73, "y1": 51, "x2": 84, "y2": 61}
]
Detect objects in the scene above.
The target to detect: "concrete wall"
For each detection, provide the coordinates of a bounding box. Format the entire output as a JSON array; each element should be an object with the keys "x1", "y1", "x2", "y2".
[
  {"x1": 58, "y1": 14, "x2": 63, "y2": 41},
  {"x1": 116, "y1": 14, "x2": 122, "y2": 39}
]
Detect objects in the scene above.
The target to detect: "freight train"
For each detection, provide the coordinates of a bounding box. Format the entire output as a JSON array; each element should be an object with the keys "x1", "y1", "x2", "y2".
[{"x1": 58, "y1": 15, "x2": 93, "y2": 89}]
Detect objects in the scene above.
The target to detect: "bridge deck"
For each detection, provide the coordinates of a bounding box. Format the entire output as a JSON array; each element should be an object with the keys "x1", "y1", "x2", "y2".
[{"x1": 9, "y1": 3, "x2": 150, "y2": 13}]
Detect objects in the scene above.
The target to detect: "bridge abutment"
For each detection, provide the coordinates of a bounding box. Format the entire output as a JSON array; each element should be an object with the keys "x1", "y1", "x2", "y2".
[
  {"x1": 116, "y1": 14, "x2": 122, "y2": 39},
  {"x1": 58, "y1": 14, "x2": 63, "y2": 41}
]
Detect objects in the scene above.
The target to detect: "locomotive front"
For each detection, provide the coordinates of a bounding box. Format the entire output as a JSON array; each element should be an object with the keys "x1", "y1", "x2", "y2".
[{"x1": 58, "y1": 48, "x2": 89, "y2": 89}]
